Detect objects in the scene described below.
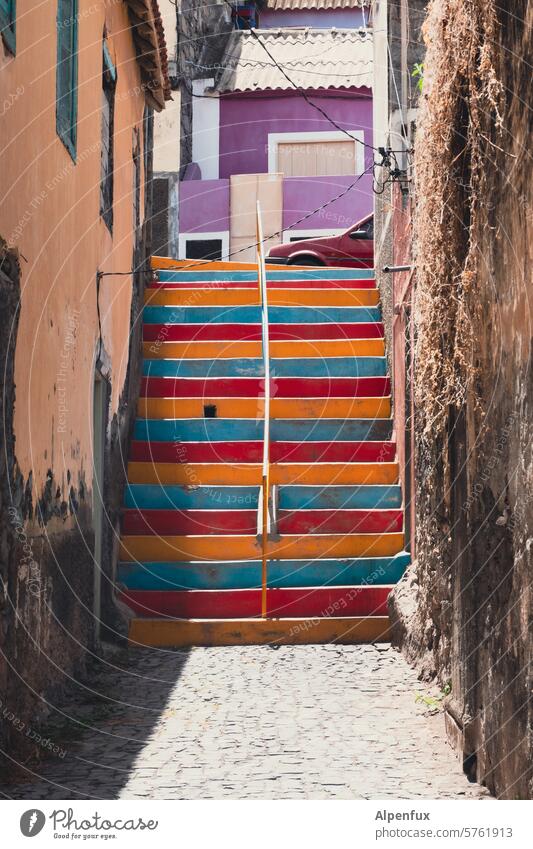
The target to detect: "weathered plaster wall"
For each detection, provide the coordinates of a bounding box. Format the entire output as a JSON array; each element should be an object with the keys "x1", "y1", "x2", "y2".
[
  {"x1": 0, "y1": 0, "x2": 153, "y2": 773},
  {"x1": 389, "y1": 0, "x2": 532, "y2": 799},
  {"x1": 177, "y1": 0, "x2": 232, "y2": 174}
]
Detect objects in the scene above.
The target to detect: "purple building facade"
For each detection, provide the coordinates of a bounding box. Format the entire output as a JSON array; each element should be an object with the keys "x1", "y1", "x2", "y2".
[{"x1": 178, "y1": 1, "x2": 373, "y2": 261}]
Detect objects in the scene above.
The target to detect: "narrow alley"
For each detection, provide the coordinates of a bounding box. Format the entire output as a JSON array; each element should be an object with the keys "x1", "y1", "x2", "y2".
[
  {"x1": 0, "y1": 0, "x2": 531, "y2": 827},
  {"x1": 4, "y1": 646, "x2": 490, "y2": 800}
]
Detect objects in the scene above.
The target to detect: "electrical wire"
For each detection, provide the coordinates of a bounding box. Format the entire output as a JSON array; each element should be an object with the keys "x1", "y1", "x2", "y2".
[
  {"x1": 217, "y1": 0, "x2": 378, "y2": 154},
  {"x1": 177, "y1": 8, "x2": 408, "y2": 154},
  {"x1": 100, "y1": 162, "x2": 375, "y2": 276}
]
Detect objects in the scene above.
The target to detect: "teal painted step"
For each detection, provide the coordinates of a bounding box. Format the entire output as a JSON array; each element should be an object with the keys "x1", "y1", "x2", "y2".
[
  {"x1": 143, "y1": 357, "x2": 387, "y2": 378},
  {"x1": 133, "y1": 418, "x2": 393, "y2": 443},
  {"x1": 278, "y1": 485, "x2": 402, "y2": 510},
  {"x1": 125, "y1": 483, "x2": 401, "y2": 511},
  {"x1": 118, "y1": 552, "x2": 410, "y2": 591},
  {"x1": 157, "y1": 269, "x2": 375, "y2": 283},
  {"x1": 125, "y1": 483, "x2": 259, "y2": 511},
  {"x1": 143, "y1": 305, "x2": 381, "y2": 325}
]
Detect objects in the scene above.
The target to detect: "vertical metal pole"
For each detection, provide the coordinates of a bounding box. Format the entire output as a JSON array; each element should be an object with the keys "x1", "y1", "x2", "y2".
[{"x1": 256, "y1": 201, "x2": 270, "y2": 619}]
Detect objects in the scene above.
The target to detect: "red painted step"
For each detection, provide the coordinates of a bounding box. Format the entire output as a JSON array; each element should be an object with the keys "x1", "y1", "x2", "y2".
[
  {"x1": 130, "y1": 440, "x2": 261, "y2": 463},
  {"x1": 278, "y1": 509, "x2": 403, "y2": 535},
  {"x1": 130, "y1": 440, "x2": 396, "y2": 464},
  {"x1": 122, "y1": 509, "x2": 257, "y2": 536},
  {"x1": 143, "y1": 323, "x2": 384, "y2": 342},
  {"x1": 119, "y1": 585, "x2": 390, "y2": 619},
  {"x1": 140, "y1": 376, "x2": 391, "y2": 398},
  {"x1": 149, "y1": 279, "x2": 377, "y2": 290}
]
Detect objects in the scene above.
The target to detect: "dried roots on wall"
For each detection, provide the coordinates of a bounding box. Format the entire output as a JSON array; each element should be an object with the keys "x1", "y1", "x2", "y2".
[{"x1": 390, "y1": 0, "x2": 533, "y2": 798}]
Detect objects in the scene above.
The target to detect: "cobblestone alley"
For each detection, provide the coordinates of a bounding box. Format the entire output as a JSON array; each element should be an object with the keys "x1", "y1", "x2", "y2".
[{"x1": 3, "y1": 645, "x2": 490, "y2": 800}]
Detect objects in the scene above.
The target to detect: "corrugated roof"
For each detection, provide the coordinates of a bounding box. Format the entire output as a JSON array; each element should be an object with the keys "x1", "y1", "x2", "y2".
[
  {"x1": 214, "y1": 28, "x2": 373, "y2": 93},
  {"x1": 266, "y1": 0, "x2": 368, "y2": 9}
]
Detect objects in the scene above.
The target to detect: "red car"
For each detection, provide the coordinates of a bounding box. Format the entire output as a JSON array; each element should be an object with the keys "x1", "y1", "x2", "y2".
[{"x1": 267, "y1": 213, "x2": 373, "y2": 268}]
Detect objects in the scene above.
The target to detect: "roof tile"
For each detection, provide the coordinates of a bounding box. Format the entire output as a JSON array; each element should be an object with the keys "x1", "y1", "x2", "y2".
[{"x1": 214, "y1": 28, "x2": 373, "y2": 93}]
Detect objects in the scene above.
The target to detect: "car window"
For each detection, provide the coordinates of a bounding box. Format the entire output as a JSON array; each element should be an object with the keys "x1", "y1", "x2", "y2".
[{"x1": 351, "y1": 218, "x2": 373, "y2": 239}]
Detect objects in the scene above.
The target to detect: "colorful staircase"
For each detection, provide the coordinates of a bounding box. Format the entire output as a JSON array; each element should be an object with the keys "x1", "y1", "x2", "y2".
[{"x1": 118, "y1": 261, "x2": 409, "y2": 647}]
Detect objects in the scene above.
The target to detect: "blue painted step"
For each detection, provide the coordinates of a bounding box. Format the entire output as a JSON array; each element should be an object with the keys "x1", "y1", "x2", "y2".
[
  {"x1": 125, "y1": 483, "x2": 260, "y2": 511},
  {"x1": 133, "y1": 418, "x2": 393, "y2": 443},
  {"x1": 143, "y1": 357, "x2": 387, "y2": 378},
  {"x1": 157, "y1": 269, "x2": 375, "y2": 283},
  {"x1": 118, "y1": 553, "x2": 410, "y2": 591},
  {"x1": 143, "y1": 305, "x2": 382, "y2": 325},
  {"x1": 278, "y1": 485, "x2": 402, "y2": 510},
  {"x1": 125, "y1": 483, "x2": 401, "y2": 511}
]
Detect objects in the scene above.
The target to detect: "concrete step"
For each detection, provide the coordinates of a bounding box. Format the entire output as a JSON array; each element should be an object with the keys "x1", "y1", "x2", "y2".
[
  {"x1": 120, "y1": 586, "x2": 391, "y2": 619},
  {"x1": 128, "y1": 616, "x2": 390, "y2": 647},
  {"x1": 126, "y1": 460, "x2": 399, "y2": 486},
  {"x1": 121, "y1": 507, "x2": 402, "y2": 536},
  {"x1": 154, "y1": 268, "x2": 375, "y2": 283},
  {"x1": 278, "y1": 484, "x2": 402, "y2": 510},
  {"x1": 140, "y1": 375, "x2": 391, "y2": 399},
  {"x1": 129, "y1": 440, "x2": 396, "y2": 464},
  {"x1": 143, "y1": 322, "x2": 384, "y2": 342},
  {"x1": 143, "y1": 339, "x2": 386, "y2": 359},
  {"x1": 138, "y1": 396, "x2": 391, "y2": 420},
  {"x1": 118, "y1": 553, "x2": 411, "y2": 590},
  {"x1": 142, "y1": 356, "x2": 387, "y2": 378},
  {"x1": 120, "y1": 531, "x2": 405, "y2": 563},
  {"x1": 143, "y1": 305, "x2": 382, "y2": 325},
  {"x1": 133, "y1": 417, "x2": 393, "y2": 443},
  {"x1": 145, "y1": 288, "x2": 380, "y2": 306},
  {"x1": 124, "y1": 482, "x2": 402, "y2": 511}
]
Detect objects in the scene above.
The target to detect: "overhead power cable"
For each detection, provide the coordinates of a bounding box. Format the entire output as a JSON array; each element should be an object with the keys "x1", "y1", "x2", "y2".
[
  {"x1": 217, "y1": 0, "x2": 377, "y2": 154},
  {"x1": 151, "y1": 162, "x2": 375, "y2": 273}
]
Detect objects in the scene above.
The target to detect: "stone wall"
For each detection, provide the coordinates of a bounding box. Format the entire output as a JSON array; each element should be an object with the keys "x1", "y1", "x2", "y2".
[
  {"x1": 177, "y1": 0, "x2": 232, "y2": 175},
  {"x1": 389, "y1": 0, "x2": 533, "y2": 799}
]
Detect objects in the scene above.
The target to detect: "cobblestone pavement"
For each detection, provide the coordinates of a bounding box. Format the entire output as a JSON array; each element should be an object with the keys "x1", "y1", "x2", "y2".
[{"x1": 3, "y1": 644, "x2": 490, "y2": 800}]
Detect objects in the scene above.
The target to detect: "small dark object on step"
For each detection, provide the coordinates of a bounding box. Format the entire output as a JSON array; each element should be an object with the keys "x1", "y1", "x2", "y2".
[{"x1": 204, "y1": 404, "x2": 217, "y2": 418}]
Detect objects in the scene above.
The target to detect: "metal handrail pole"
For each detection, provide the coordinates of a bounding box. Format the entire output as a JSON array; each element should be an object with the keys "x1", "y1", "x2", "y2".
[{"x1": 256, "y1": 201, "x2": 270, "y2": 619}]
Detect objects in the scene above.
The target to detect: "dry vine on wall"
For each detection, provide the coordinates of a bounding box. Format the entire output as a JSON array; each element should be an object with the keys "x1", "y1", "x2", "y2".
[{"x1": 413, "y1": 0, "x2": 503, "y2": 434}]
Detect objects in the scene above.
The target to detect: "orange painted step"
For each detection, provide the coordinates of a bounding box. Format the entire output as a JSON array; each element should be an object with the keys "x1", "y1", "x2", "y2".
[
  {"x1": 129, "y1": 616, "x2": 391, "y2": 647},
  {"x1": 145, "y1": 288, "x2": 380, "y2": 306},
  {"x1": 143, "y1": 339, "x2": 386, "y2": 359},
  {"x1": 120, "y1": 531, "x2": 405, "y2": 562},
  {"x1": 138, "y1": 396, "x2": 391, "y2": 419},
  {"x1": 126, "y1": 460, "x2": 399, "y2": 486}
]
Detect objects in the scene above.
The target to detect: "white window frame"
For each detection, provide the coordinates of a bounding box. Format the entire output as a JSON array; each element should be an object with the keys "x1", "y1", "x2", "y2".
[
  {"x1": 282, "y1": 228, "x2": 345, "y2": 243},
  {"x1": 267, "y1": 131, "x2": 365, "y2": 177},
  {"x1": 179, "y1": 231, "x2": 230, "y2": 261}
]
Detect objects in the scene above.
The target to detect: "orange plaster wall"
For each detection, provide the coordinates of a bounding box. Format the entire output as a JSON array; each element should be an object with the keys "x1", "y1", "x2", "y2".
[{"x1": 0, "y1": 0, "x2": 148, "y2": 503}]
